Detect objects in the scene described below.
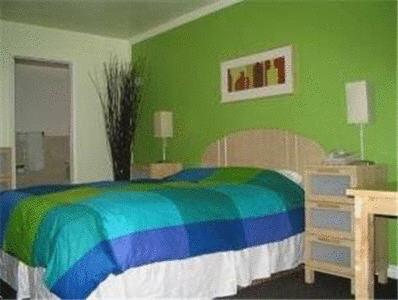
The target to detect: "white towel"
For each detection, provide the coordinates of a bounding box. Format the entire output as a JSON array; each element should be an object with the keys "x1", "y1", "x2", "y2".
[{"x1": 25, "y1": 132, "x2": 45, "y2": 172}]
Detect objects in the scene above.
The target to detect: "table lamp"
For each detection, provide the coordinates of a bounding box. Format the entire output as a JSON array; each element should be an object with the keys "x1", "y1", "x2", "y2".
[
  {"x1": 154, "y1": 111, "x2": 173, "y2": 162},
  {"x1": 346, "y1": 80, "x2": 370, "y2": 160}
]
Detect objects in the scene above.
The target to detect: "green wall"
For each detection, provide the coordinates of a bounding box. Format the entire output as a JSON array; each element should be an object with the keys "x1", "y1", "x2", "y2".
[{"x1": 133, "y1": 1, "x2": 397, "y2": 265}]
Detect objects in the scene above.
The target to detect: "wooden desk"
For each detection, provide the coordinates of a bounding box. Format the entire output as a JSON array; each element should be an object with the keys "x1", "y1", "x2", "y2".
[{"x1": 347, "y1": 189, "x2": 398, "y2": 299}]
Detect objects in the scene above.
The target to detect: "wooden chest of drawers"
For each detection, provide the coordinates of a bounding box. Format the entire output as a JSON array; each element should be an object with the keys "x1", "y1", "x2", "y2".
[
  {"x1": 131, "y1": 162, "x2": 183, "y2": 179},
  {"x1": 304, "y1": 164, "x2": 388, "y2": 294}
]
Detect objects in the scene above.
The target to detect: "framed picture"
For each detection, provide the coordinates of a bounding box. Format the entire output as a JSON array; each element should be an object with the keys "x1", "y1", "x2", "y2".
[{"x1": 221, "y1": 45, "x2": 293, "y2": 103}]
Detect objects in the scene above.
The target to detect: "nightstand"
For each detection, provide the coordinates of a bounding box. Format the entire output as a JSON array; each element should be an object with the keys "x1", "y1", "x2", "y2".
[
  {"x1": 131, "y1": 162, "x2": 182, "y2": 179},
  {"x1": 303, "y1": 164, "x2": 388, "y2": 294},
  {"x1": 149, "y1": 162, "x2": 182, "y2": 179},
  {"x1": 0, "y1": 147, "x2": 12, "y2": 191}
]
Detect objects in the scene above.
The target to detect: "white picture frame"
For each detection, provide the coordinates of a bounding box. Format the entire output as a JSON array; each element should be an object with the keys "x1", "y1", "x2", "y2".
[{"x1": 221, "y1": 45, "x2": 293, "y2": 103}]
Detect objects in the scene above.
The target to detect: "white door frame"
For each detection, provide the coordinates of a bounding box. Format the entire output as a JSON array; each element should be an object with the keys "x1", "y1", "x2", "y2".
[{"x1": 11, "y1": 56, "x2": 76, "y2": 187}]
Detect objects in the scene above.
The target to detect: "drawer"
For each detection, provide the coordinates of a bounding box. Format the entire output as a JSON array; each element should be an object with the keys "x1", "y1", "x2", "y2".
[
  {"x1": 0, "y1": 179, "x2": 11, "y2": 192},
  {"x1": 306, "y1": 201, "x2": 354, "y2": 239},
  {"x1": 305, "y1": 234, "x2": 353, "y2": 276},
  {"x1": 130, "y1": 166, "x2": 150, "y2": 180},
  {"x1": 309, "y1": 174, "x2": 351, "y2": 196},
  {"x1": 0, "y1": 150, "x2": 11, "y2": 177}
]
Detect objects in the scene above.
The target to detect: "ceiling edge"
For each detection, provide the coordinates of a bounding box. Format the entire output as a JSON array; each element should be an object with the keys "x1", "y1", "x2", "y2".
[{"x1": 129, "y1": 0, "x2": 243, "y2": 45}]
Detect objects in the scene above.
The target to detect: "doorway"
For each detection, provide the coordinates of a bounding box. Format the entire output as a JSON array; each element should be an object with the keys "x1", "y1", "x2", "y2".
[{"x1": 14, "y1": 58, "x2": 72, "y2": 188}]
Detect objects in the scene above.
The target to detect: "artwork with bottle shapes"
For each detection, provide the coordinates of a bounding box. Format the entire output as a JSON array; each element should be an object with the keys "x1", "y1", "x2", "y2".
[{"x1": 221, "y1": 45, "x2": 293, "y2": 103}]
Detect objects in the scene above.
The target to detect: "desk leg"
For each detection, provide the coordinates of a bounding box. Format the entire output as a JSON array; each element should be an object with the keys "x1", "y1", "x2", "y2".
[
  {"x1": 375, "y1": 217, "x2": 389, "y2": 284},
  {"x1": 355, "y1": 196, "x2": 375, "y2": 299}
]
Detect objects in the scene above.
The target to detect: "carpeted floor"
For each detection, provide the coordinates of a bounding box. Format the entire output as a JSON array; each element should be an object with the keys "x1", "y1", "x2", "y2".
[
  {"x1": 1, "y1": 268, "x2": 397, "y2": 299},
  {"x1": 227, "y1": 268, "x2": 397, "y2": 299}
]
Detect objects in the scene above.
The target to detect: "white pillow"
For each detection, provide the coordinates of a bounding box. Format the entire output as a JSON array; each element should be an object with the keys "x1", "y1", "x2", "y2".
[{"x1": 275, "y1": 169, "x2": 303, "y2": 186}]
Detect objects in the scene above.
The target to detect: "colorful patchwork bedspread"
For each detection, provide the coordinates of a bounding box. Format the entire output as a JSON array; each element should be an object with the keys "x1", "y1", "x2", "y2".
[{"x1": 0, "y1": 167, "x2": 304, "y2": 299}]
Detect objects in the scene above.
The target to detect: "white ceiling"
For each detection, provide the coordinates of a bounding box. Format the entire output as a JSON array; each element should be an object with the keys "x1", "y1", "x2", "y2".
[{"x1": 0, "y1": 0, "x2": 241, "y2": 43}]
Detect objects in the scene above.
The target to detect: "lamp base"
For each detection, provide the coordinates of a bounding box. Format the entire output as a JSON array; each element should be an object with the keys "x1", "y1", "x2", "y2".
[{"x1": 162, "y1": 138, "x2": 168, "y2": 162}]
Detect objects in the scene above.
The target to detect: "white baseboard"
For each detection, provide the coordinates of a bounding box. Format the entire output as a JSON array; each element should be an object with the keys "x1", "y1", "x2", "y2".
[{"x1": 388, "y1": 265, "x2": 398, "y2": 279}]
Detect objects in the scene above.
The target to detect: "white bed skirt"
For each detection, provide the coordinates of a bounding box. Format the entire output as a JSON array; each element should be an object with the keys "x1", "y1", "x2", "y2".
[{"x1": 0, "y1": 233, "x2": 303, "y2": 299}]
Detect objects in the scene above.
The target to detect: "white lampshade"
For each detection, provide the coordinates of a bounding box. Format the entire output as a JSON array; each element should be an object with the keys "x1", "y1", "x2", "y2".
[
  {"x1": 154, "y1": 111, "x2": 173, "y2": 138},
  {"x1": 346, "y1": 80, "x2": 370, "y2": 124}
]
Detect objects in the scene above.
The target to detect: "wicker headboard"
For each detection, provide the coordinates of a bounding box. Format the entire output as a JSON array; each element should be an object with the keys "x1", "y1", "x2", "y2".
[{"x1": 201, "y1": 129, "x2": 326, "y2": 176}]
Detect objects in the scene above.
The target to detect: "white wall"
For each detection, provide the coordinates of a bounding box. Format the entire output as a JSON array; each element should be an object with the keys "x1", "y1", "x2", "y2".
[
  {"x1": 15, "y1": 62, "x2": 70, "y2": 136},
  {"x1": 0, "y1": 20, "x2": 131, "y2": 183}
]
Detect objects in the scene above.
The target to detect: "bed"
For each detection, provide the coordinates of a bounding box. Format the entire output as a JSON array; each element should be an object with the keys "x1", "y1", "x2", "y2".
[{"x1": 0, "y1": 129, "x2": 325, "y2": 299}]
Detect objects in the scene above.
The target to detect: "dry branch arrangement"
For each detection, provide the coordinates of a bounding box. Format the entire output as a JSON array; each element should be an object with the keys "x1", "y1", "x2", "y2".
[{"x1": 91, "y1": 57, "x2": 143, "y2": 180}]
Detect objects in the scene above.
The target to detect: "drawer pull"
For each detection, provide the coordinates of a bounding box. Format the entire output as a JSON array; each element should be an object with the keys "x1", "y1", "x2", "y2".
[
  {"x1": 313, "y1": 168, "x2": 342, "y2": 174},
  {"x1": 317, "y1": 236, "x2": 341, "y2": 244},
  {"x1": 316, "y1": 203, "x2": 341, "y2": 209}
]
